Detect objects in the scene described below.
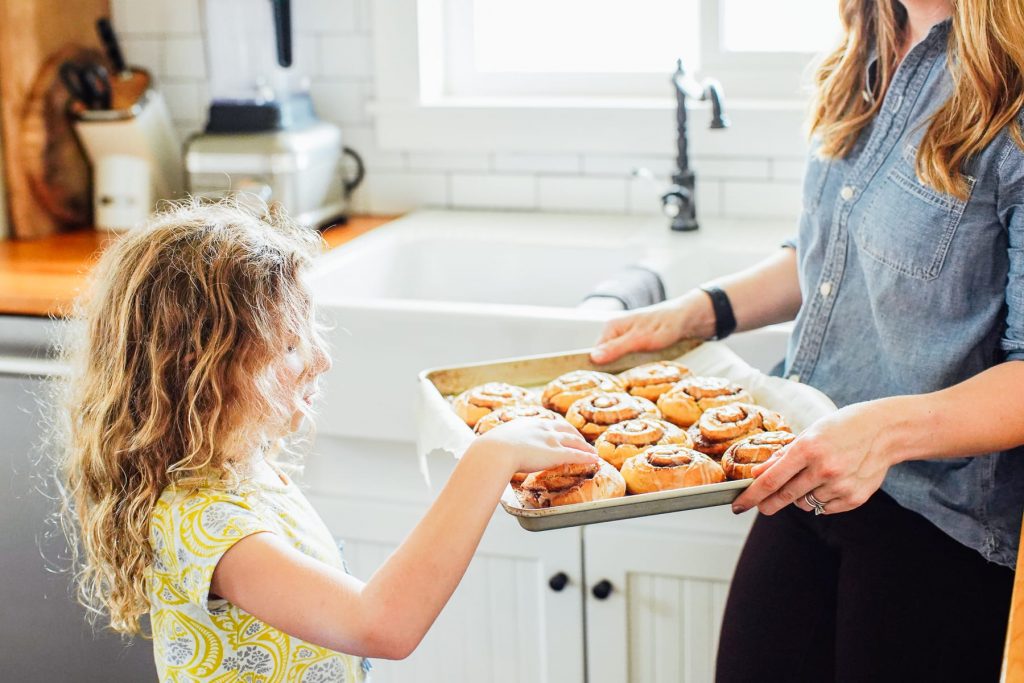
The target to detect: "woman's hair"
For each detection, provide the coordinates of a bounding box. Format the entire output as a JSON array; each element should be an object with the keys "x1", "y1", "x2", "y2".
[
  {"x1": 55, "y1": 199, "x2": 324, "y2": 635},
  {"x1": 810, "y1": 0, "x2": 1024, "y2": 199}
]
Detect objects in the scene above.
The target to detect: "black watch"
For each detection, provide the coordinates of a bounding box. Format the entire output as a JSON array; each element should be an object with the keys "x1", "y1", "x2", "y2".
[{"x1": 699, "y1": 285, "x2": 737, "y2": 340}]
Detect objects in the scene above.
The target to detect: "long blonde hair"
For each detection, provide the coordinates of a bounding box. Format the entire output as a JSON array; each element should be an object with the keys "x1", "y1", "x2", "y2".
[
  {"x1": 56, "y1": 200, "x2": 324, "y2": 635},
  {"x1": 810, "y1": 0, "x2": 1024, "y2": 199}
]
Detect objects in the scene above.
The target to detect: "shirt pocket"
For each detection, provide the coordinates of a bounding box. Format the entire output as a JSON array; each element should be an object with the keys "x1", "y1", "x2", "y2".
[{"x1": 853, "y1": 144, "x2": 976, "y2": 281}]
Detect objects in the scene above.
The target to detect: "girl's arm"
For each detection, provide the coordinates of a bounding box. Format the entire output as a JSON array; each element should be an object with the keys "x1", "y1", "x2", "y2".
[
  {"x1": 732, "y1": 361, "x2": 1024, "y2": 516},
  {"x1": 591, "y1": 246, "x2": 801, "y2": 364},
  {"x1": 210, "y1": 418, "x2": 596, "y2": 660}
]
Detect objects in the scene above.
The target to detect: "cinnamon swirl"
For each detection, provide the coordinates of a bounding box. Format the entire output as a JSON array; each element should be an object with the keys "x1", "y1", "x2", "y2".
[
  {"x1": 541, "y1": 370, "x2": 626, "y2": 414},
  {"x1": 516, "y1": 460, "x2": 626, "y2": 508},
  {"x1": 619, "y1": 361, "x2": 692, "y2": 401},
  {"x1": 594, "y1": 417, "x2": 692, "y2": 470},
  {"x1": 565, "y1": 391, "x2": 660, "y2": 442},
  {"x1": 688, "y1": 403, "x2": 791, "y2": 458},
  {"x1": 620, "y1": 444, "x2": 726, "y2": 494},
  {"x1": 721, "y1": 431, "x2": 795, "y2": 480},
  {"x1": 452, "y1": 382, "x2": 537, "y2": 428},
  {"x1": 657, "y1": 376, "x2": 754, "y2": 428}
]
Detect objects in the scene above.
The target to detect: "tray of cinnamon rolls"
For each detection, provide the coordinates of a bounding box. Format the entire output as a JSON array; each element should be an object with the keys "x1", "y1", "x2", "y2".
[{"x1": 416, "y1": 339, "x2": 837, "y2": 531}]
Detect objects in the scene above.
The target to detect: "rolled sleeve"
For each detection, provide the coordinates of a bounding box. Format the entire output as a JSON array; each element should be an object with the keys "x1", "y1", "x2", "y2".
[
  {"x1": 998, "y1": 120, "x2": 1024, "y2": 362},
  {"x1": 781, "y1": 235, "x2": 798, "y2": 251}
]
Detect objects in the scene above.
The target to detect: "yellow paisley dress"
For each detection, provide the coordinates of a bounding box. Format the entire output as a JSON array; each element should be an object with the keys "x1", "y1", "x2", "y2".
[{"x1": 148, "y1": 467, "x2": 368, "y2": 682}]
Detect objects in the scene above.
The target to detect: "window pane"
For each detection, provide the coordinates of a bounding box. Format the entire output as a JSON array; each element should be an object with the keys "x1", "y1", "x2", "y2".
[
  {"x1": 471, "y1": 0, "x2": 700, "y2": 73},
  {"x1": 721, "y1": 0, "x2": 841, "y2": 52}
]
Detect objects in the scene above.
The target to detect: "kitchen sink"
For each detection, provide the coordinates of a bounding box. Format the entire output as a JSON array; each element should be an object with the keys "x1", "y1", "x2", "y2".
[{"x1": 309, "y1": 210, "x2": 794, "y2": 442}]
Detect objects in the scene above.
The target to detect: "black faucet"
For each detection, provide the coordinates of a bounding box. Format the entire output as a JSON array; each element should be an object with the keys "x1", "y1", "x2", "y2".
[{"x1": 661, "y1": 59, "x2": 728, "y2": 231}]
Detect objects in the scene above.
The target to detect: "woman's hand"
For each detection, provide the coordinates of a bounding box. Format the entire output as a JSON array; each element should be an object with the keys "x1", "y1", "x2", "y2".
[
  {"x1": 730, "y1": 401, "x2": 898, "y2": 516},
  {"x1": 471, "y1": 417, "x2": 598, "y2": 476},
  {"x1": 590, "y1": 290, "x2": 715, "y2": 364}
]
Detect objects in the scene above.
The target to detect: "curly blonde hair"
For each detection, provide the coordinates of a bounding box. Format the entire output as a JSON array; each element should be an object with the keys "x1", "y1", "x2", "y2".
[
  {"x1": 811, "y1": 0, "x2": 1024, "y2": 199},
  {"x1": 55, "y1": 200, "x2": 325, "y2": 635}
]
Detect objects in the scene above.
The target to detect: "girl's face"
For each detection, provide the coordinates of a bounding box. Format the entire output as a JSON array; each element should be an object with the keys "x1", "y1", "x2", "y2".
[{"x1": 277, "y1": 330, "x2": 332, "y2": 432}]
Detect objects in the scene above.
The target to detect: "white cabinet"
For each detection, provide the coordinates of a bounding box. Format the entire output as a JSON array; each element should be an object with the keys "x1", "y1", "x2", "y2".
[{"x1": 582, "y1": 511, "x2": 750, "y2": 683}]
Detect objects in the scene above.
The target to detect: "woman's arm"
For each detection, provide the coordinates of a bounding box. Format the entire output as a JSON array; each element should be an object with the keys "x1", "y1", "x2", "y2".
[
  {"x1": 210, "y1": 419, "x2": 597, "y2": 659},
  {"x1": 591, "y1": 246, "x2": 802, "y2": 364},
  {"x1": 732, "y1": 360, "x2": 1024, "y2": 516}
]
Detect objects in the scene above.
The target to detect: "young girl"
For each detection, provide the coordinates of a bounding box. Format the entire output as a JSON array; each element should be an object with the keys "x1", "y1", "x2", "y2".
[{"x1": 57, "y1": 201, "x2": 597, "y2": 681}]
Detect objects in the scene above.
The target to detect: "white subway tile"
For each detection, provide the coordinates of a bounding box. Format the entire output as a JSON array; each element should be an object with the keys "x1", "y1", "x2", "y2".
[
  {"x1": 582, "y1": 154, "x2": 676, "y2": 178},
  {"x1": 692, "y1": 157, "x2": 770, "y2": 180},
  {"x1": 492, "y1": 153, "x2": 581, "y2": 174},
  {"x1": 163, "y1": 37, "x2": 206, "y2": 79},
  {"x1": 293, "y1": 34, "x2": 320, "y2": 79},
  {"x1": 628, "y1": 178, "x2": 723, "y2": 219},
  {"x1": 721, "y1": 180, "x2": 802, "y2": 220},
  {"x1": 538, "y1": 176, "x2": 627, "y2": 213},
  {"x1": 116, "y1": 0, "x2": 199, "y2": 35},
  {"x1": 407, "y1": 152, "x2": 490, "y2": 172},
  {"x1": 771, "y1": 158, "x2": 808, "y2": 181},
  {"x1": 354, "y1": 0, "x2": 373, "y2": 33},
  {"x1": 318, "y1": 35, "x2": 373, "y2": 79},
  {"x1": 450, "y1": 174, "x2": 536, "y2": 210},
  {"x1": 120, "y1": 38, "x2": 164, "y2": 77},
  {"x1": 361, "y1": 171, "x2": 447, "y2": 213},
  {"x1": 311, "y1": 80, "x2": 369, "y2": 126},
  {"x1": 294, "y1": 0, "x2": 357, "y2": 33},
  {"x1": 161, "y1": 82, "x2": 205, "y2": 123},
  {"x1": 342, "y1": 125, "x2": 407, "y2": 171}
]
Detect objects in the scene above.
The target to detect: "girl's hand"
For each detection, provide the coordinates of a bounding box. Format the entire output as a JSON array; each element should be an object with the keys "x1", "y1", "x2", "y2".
[
  {"x1": 590, "y1": 290, "x2": 715, "y2": 365},
  {"x1": 471, "y1": 417, "x2": 598, "y2": 475},
  {"x1": 730, "y1": 401, "x2": 898, "y2": 516}
]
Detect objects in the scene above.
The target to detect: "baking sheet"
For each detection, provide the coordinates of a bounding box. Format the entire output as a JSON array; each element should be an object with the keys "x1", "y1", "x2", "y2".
[{"x1": 416, "y1": 340, "x2": 837, "y2": 530}]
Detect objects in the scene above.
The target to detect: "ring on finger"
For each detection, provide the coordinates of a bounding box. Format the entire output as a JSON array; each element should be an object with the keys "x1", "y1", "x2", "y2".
[{"x1": 804, "y1": 492, "x2": 827, "y2": 516}]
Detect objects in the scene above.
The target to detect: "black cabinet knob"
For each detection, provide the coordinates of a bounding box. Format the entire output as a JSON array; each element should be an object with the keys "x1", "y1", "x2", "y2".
[
  {"x1": 548, "y1": 572, "x2": 569, "y2": 592},
  {"x1": 591, "y1": 579, "x2": 614, "y2": 600}
]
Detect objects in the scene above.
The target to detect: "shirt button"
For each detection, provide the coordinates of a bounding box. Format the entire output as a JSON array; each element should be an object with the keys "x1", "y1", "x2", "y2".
[
  {"x1": 819, "y1": 281, "x2": 833, "y2": 297},
  {"x1": 788, "y1": 374, "x2": 801, "y2": 382},
  {"x1": 840, "y1": 186, "x2": 855, "y2": 201}
]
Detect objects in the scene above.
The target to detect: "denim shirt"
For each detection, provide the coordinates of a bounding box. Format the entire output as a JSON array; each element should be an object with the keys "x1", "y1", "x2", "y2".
[{"x1": 785, "y1": 19, "x2": 1024, "y2": 568}]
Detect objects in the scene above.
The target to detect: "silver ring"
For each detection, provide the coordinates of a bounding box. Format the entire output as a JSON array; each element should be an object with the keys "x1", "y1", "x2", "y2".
[{"x1": 804, "y1": 492, "x2": 826, "y2": 516}]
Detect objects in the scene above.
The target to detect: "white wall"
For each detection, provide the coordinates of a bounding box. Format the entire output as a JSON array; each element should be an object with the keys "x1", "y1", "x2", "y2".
[{"x1": 111, "y1": 0, "x2": 807, "y2": 223}]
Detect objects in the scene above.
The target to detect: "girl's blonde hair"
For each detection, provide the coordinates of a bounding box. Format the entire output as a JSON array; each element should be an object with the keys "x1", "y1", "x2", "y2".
[
  {"x1": 56, "y1": 200, "x2": 324, "y2": 635},
  {"x1": 810, "y1": 0, "x2": 1024, "y2": 199}
]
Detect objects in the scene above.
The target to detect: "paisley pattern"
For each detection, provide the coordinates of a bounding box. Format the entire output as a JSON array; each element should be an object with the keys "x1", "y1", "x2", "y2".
[{"x1": 149, "y1": 475, "x2": 367, "y2": 682}]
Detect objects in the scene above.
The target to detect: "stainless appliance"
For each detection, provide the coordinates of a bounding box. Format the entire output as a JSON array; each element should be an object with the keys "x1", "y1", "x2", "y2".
[{"x1": 186, "y1": 0, "x2": 364, "y2": 227}]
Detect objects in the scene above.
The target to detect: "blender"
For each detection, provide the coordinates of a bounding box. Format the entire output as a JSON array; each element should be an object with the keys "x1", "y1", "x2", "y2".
[{"x1": 185, "y1": 0, "x2": 364, "y2": 227}]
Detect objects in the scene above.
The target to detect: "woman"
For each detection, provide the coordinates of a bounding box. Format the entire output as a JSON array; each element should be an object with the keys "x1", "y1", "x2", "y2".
[{"x1": 593, "y1": 0, "x2": 1023, "y2": 680}]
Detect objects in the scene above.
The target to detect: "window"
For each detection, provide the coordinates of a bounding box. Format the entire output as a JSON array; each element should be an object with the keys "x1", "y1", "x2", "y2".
[{"x1": 438, "y1": 0, "x2": 841, "y2": 100}]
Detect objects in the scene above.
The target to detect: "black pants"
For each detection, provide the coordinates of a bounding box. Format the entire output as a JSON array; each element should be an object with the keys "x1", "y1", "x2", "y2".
[{"x1": 716, "y1": 491, "x2": 1015, "y2": 682}]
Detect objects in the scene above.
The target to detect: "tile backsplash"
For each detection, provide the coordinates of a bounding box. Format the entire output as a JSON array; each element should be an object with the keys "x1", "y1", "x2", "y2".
[{"x1": 112, "y1": 0, "x2": 806, "y2": 222}]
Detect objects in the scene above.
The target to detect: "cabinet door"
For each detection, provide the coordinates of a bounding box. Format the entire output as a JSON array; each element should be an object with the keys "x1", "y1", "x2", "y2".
[
  {"x1": 583, "y1": 512, "x2": 749, "y2": 683},
  {"x1": 309, "y1": 493, "x2": 586, "y2": 683}
]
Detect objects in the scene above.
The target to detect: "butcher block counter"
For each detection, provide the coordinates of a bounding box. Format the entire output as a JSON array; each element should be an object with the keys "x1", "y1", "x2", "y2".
[{"x1": 0, "y1": 216, "x2": 397, "y2": 318}]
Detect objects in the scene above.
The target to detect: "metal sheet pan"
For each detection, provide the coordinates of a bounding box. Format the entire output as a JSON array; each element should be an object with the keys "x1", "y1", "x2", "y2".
[{"x1": 417, "y1": 340, "x2": 836, "y2": 531}]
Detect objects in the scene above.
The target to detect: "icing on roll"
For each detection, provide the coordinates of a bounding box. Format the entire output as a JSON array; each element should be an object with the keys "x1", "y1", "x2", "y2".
[
  {"x1": 595, "y1": 417, "x2": 691, "y2": 470},
  {"x1": 657, "y1": 376, "x2": 754, "y2": 428},
  {"x1": 541, "y1": 370, "x2": 625, "y2": 414},
  {"x1": 688, "y1": 403, "x2": 791, "y2": 458},
  {"x1": 565, "y1": 391, "x2": 661, "y2": 442},
  {"x1": 618, "y1": 361, "x2": 692, "y2": 401},
  {"x1": 722, "y1": 431, "x2": 796, "y2": 481},
  {"x1": 516, "y1": 460, "x2": 626, "y2": 508},
  {"x1": 620, "y1": 444, "x2": 726, "y2": 494},
  {"x1": 452, "y1": 382, "x2": 537, "y2": 428}
]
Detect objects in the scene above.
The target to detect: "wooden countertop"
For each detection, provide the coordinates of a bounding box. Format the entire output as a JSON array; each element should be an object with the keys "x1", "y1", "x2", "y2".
[{"x1": 0, "y1": 215, "x2": 398, "y2": 318}]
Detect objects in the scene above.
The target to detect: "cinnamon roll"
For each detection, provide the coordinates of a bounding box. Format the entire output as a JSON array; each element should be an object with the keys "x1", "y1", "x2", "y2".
[
  {"x1": 657, "y1": 376, "x2": 754, "y2": 428},
  {"x1": 619, "y1": 361, "x2": 692, "y2": 401},
  {"x1": 722, "y1": 431, "x2": 796, "y2": 480},
  {"x1": 594, "y1": 418, "x2": 692, "y2": 470},
  {"x1": 565, "y1": 391, "x2": 660, "y2": 442},
  {"x1": 688, "y1": 403, "x2": 791, "y2": 458},
  {"x1": 516, "y1": 460, "x2": 626, "y2": 508},
  {"x1": 620, "y1": 444, "x2": 726, "y2": 494},
  {"x1": 541, "y1": 370, "x2": 626, "y2": 415},
  {"x1": 452, "y1": 382, "x2": 537, "y2": 428},
  {"x1": 472, "y1": 404, "x2": 567, "y2": 435}
]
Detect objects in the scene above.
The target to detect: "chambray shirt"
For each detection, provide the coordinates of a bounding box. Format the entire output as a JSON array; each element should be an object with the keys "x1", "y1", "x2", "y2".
[{"x1": 784, "y1": 19, "x2": 1024, "y2": 568}]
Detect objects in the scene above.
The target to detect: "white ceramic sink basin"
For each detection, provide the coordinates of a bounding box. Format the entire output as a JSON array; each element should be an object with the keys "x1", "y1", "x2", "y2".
[{"x1": 309, "y1": 211, "x2": 794, "y2": 442}]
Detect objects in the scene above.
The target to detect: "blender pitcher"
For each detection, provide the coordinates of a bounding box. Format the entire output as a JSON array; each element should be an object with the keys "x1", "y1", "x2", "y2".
[{"x1": 202, "y1": 0, "x2": 315, "y2": 132}]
